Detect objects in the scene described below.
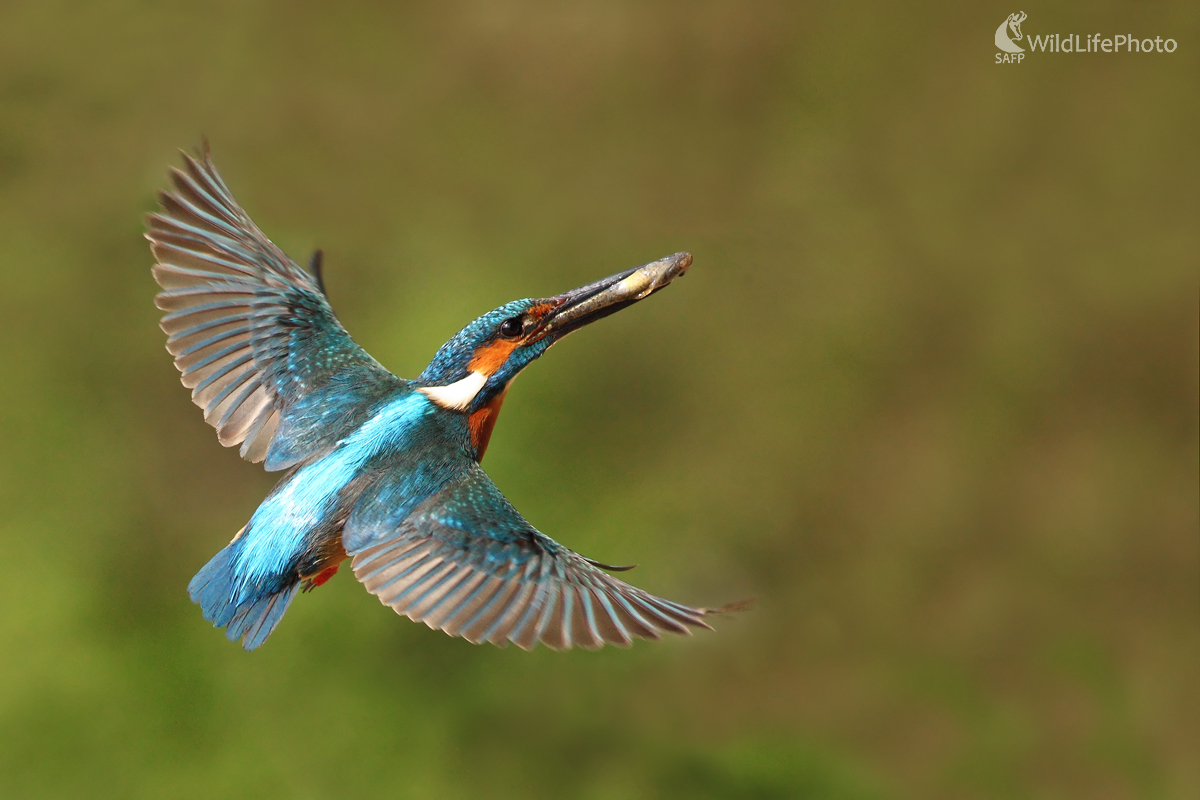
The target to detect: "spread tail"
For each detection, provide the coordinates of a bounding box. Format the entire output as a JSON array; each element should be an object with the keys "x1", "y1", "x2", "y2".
[{"x1": 188, "y1": 543, "x2": 300, "y2": 651}]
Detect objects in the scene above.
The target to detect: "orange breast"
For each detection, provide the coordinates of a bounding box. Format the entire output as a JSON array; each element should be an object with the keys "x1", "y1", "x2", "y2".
[{"x1": 468, "y1": 385, "x2": 509, "y2": 461}]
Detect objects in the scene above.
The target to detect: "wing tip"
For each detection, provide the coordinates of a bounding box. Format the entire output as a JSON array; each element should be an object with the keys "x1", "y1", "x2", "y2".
[{"x1": 583, "y1": 557, "x2": 638, "y2": 572}]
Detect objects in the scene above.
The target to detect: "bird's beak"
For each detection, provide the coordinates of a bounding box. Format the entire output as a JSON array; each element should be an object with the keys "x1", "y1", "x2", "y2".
[{"x1": 538, "y1": 252, "x2": 692, "y2": 338}]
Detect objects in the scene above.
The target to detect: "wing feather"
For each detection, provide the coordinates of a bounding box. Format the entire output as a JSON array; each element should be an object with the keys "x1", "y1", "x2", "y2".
[
  {"x1": 348, "y1": 465, "x2": 729, "y2": 650},
  {"x1": 148, "y1": 144, "x2": 400, "y2": 467}
]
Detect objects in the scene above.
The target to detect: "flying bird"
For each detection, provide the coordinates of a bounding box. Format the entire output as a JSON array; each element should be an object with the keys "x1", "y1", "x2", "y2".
[{"x1": 148, "y1": 145, "x2": 734, "y2": 651}]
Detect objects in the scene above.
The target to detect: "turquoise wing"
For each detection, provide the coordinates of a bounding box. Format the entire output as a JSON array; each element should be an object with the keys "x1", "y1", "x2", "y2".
[
  {"x1": 348, "y1": 465, "x2": 722, "y2": 650},
  {"x1": 147, "y1": 144, "x2": 401, "y2": 469}
]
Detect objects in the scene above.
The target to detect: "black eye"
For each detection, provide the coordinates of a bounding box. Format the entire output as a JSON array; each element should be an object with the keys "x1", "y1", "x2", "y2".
[{"x1": 499, "y1": 317, "x2": 523, "y2": 339}]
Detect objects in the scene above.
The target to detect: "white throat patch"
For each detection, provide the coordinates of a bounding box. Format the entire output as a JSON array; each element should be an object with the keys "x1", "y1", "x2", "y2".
[{"x1": 418, "y1": 370, "x2": 488, "y2": 411}]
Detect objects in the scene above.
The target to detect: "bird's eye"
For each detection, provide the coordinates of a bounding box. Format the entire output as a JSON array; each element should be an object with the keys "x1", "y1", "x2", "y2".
[{"x1": 499, "y1": 317, "x2": 524, "y2": 339}]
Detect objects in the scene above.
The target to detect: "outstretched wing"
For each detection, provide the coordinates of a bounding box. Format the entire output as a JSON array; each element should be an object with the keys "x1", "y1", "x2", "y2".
[
  {"x1": 348, "y1": 465, "x2": 724, "y2": 650},
  {"x1": 148, "y1": 145, "x2": 400, "y2": 469}
]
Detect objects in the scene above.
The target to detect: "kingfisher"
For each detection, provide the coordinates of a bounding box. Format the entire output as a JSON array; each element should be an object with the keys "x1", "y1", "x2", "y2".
[{"x1": 148, "y1": 144, "x2": 733, "y2": 651}]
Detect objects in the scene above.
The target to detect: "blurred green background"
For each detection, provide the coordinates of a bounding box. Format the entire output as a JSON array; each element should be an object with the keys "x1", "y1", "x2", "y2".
[{"x1": 0, "y1": 2, "x2": 1195, "y2": 798}]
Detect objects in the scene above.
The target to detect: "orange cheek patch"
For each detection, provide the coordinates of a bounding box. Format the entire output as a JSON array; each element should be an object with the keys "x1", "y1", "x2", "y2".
[
  {"x1": 469, "y1": 339, "x2": 519, "y2": 375},
  {"x1": 469, "y1": 304, "x2": 557, "y2": 376}
]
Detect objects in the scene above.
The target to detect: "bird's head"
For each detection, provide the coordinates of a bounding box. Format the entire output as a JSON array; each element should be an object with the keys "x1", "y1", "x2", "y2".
[{"x1": 415, "y1": 252, "x2": 690, "y2": 455}]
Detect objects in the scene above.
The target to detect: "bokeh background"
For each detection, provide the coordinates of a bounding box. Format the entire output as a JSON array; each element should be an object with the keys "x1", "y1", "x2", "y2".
[{"x1": 0, "y1": 2, "x2": 1195, "y2": 798}]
